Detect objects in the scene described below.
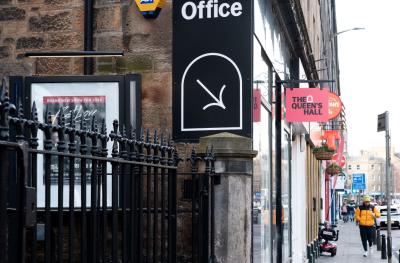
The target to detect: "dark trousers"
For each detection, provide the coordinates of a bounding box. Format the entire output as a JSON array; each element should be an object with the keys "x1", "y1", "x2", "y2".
[{"x1": 359, "y1": 226, "x2": 375, "y2": 251}]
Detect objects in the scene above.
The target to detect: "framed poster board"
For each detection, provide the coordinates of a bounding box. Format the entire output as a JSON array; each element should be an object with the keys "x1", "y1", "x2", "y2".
[{"x1": 22, "y1": 75, "x2": 141, "y2": 208}]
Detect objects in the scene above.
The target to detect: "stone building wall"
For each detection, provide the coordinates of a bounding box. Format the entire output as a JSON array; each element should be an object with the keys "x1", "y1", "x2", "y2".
[
  {"x1": 1, "y1": 0, "x2": 189, "y2": 258},
  {"x1": 0, "y1": 0, "x2": 84, "y2": 75},
  {"x1": 0, "y1": 0, "x2": 173, "y2": 133}
]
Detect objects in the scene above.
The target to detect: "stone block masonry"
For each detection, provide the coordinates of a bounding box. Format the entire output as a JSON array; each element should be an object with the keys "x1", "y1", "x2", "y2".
[
  {"x1": 0, "y1": 0, "x2": 85, "y2": 75},
  {"x1": 0, "y1": 7, "x2": 25, "y2": 21}
]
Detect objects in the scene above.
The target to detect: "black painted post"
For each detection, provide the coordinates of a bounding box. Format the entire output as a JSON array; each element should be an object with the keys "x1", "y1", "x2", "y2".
[
  {"x1": 382, "y1": 234, "x2": 387, "y2": 259},
  {"x1": 388, "y1": 235, "x2": 392, "y2": 259},
  {"x1": 275, "y1": 75, "x2": 283, "y2": 263},
  {"x1": 0, "y1": 79, "x2": 11, "y2": 263},
  {"x1": 307, "y1": 244, "x2": 313, "y2": 263},
  {"x1": 377, "y1": 229, "x2": 382, "y2": 251},
  {"x1": 0, "y1": 149, "x2": 7, "y2": 263}
]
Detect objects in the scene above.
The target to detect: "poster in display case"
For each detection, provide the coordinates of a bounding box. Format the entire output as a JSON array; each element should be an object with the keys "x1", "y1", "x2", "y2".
[{"x1": 18, "y1": 75, "x2": 141, "y2": 208}]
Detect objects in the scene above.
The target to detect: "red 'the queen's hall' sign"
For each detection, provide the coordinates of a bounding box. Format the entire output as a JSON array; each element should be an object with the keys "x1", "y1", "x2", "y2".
[{"x1": 285, "y1": 88, "x2": 329, "y2": 122}]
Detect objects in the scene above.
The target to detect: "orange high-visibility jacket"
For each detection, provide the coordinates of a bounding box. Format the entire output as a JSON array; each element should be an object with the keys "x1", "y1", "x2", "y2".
[{"x1": 355, "y1": 205, "x2": 380, "y2": 227}]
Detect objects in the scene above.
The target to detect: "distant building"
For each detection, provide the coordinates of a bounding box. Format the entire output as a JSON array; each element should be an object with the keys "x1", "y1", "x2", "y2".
[{"x1": 347, "y1": 147, "x2": 400, "y2": 200}]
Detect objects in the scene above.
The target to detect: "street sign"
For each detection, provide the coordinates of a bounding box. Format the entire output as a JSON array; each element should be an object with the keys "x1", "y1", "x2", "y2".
[
  {"x1": 352, "y1": 173, "x2": 366, "y2": 190},
  {"x1": 332, "y1": 153, "x2": 346, "y2": 168},
  {"x1": 253, "y1": 89, "x2": 261, "y2": 122},
  {"x1": 172, "y1": 0, "x2": 253, "y2": 141},
  {"x1": 328, "y1": 92, "x2": 342, "y2": 120},
  {"x1": 377, "y1": 112, "x2": 386, "y2": 132}
]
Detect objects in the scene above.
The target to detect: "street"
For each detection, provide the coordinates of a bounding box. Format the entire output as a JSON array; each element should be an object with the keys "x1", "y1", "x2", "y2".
[{"x1": 318, "y1": 221, "x2": 400, "y2": 263}]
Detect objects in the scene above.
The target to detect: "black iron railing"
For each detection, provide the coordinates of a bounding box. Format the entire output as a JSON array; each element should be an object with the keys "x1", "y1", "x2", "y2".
[
  {"x1": 0, "y1": 78, "x2": 182, "y2": 263},
  {"x1": 0, "y1": 78, "x2": 218, "y2": 263}
]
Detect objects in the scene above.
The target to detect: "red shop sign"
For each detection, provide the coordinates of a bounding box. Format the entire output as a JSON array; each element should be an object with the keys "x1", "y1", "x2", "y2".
[
  {"x1": 253, "y1": 89, "x2": 261, "y2": 122},
  {"x1": 332, "y1": 153, "x2": 346, "y2": 168},
  {"x1": 285, "y1": 88, "x2": 329, "y2": 122},
  {"x1": 328, "y1": 92, "x2": 342, "y2": 120}
]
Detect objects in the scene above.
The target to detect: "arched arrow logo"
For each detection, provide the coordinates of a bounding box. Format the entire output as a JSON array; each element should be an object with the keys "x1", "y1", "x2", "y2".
[
  {"x1": 181, "y1": 52, "x2": 243, "y2": 132},
  {"x1": 196, "y1": 79, "x2": 226, "y2": 110}
]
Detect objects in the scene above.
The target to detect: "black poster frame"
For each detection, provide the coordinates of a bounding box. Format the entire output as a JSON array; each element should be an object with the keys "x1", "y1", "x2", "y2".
[{"x1": 8, "y1": 74, "x2": 141, "y2": 208}]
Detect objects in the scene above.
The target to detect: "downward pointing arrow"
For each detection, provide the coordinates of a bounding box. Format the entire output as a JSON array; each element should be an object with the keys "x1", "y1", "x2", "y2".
[{"x1": 196, "y1": 79, "x2": 226, "y2": 110}]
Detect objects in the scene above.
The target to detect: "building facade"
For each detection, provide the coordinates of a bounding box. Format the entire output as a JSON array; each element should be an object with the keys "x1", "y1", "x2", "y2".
[
  {"x1": 0, "y1": 0, "x2": 342, "y2": 262},
  {"x1": 347, "y1": 148, "x2": 400, "y2": 201}
]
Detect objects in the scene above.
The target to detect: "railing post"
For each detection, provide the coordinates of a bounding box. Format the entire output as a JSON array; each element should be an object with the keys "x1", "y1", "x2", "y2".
[
  {"x1": 0, "y1": 78, "x2": 11, "y2": 263},
  {"x1": 208, "y1": 148, "x2": 218, "y2": 263},
  {"x1": 168, "y1": 140, "x2": 180, "y2": 263},
  {"x1": 187, "y1": 147, "x2": 201, "y2": 263},
  {"x1": 0, "y1": 147, "x2": 7, "y2": 263}
]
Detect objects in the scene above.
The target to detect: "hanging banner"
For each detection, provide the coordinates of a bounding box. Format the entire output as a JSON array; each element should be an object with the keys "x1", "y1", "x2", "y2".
[
  {"x1": 285, "y1": 88, "x2": 329, "y2": 122},
  {"x1": 328, "y1": 92, "x2": 342, "y2": 120},
  {"x1": 253, "y1": 89, "x2": 261, "y2": 122}
]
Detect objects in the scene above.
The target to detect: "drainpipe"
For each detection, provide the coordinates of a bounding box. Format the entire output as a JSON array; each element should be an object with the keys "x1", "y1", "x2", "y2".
[{"x1": 84, "y1": 0, "x2": 94, "y2": 75}]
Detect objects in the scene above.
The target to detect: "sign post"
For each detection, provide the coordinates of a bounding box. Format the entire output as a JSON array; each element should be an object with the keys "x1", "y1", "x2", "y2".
[
  {"x1": 378, "y1": 111, "x2": 392, "y2": 262},
  {"x1": 172, "y1": 0, "x2": 253, "y2": 141}
]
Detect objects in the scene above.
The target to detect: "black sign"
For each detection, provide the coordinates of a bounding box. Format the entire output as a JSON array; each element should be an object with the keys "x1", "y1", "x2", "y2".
[
  {"x1": 377, "y1": 112, "x2": 387, "y2": 132},
  {"x1": 173, "y1": 0, "x2": 253, "y2": 142}
]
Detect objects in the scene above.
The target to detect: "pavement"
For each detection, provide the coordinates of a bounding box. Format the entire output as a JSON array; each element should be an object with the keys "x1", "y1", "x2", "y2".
[{"x1": 317, "y1": 221, "x2": 397, "y2": 263}]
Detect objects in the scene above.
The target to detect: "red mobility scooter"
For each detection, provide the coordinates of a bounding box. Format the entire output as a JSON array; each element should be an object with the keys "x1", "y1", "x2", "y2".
[{"x1": 318, "y1": 222, "x2": 339, "y2": 257}]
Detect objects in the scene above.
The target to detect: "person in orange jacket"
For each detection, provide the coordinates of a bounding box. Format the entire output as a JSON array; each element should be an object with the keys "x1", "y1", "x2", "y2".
[{"x1": 355, "y1": 195, "x2": 381, "y2": 257}]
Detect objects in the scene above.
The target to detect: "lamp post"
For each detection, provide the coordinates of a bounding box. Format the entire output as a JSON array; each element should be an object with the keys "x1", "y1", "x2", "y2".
[
  {"x1": 378, "y1": 111, "x2": 392, "y2": 262},
  {"x1": 324, "y1": 27, "x2": 365, "y2": 97},
  {"x1": 334, "y1": 27, "x2": 365, "y2": 37}
]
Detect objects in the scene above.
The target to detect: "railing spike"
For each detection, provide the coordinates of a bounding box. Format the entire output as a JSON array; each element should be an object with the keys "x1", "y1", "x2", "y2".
[
  {"x1": 17, "y1": 98, "x2": 24, "y2": 119},
  {"x1": 146, "y1": 128, "x2": 150, "y2": 143},
  {"x1": 80, "y1": 113, "x2": 86, "y2": 131},
  {"x1": 160, "y1": 132, "x2": 165, "y2": 146},
  {"x1": 139, "y1": 127, "x2": 144, "y2": 141},
  {"x1": 31, "y1": 101, "x2": 38, "y2": 122},
  {"x1": 131, "y1": 127, "x2": 136, "y2": 140},
  {"x1": 112, "y1": 119, "x2": 119, "y2": 134},
  {"x1": 91, "y1": 115, "x2": 97, "y2": 132},
  {"x1": 101, "y1": 119, "x2": 106, "y2": 134},
  {"x1": 154, "y1": 129, "x2": 158, "y2": 144},
  {"x1": 112, "y1": 138, "x2": 119, "y2": 157},
  {"x1": 69, "y1": 110, "x2": 75, "y2": 129},
  {"x1": 46, "y1": 109, "x2": 52, "y2": 125},
  {"x1": 57, "y1": 107, "x2": 65, "y2": 127},
  {"x1": 122, "y1": 125, "x2": 127, "y2": 138},
  {"x1": 0, "y1": 78, "x2": 6, "y2": 101}
]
